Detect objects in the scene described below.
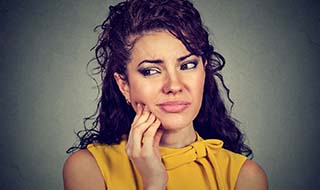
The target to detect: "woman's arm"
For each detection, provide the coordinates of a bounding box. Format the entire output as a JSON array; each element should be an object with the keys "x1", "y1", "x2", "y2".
[
  {"x1": 125, "y1": 104, "x2": 168, "y2": 190},
  {"x1": 63, "y1": 149, "x2": 105, "y2": 190},
  {"x1": 235, "y1": 160, "x2": 268, "y2": 190}
]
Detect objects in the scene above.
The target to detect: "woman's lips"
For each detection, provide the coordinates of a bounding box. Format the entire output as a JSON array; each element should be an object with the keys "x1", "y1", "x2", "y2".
[{"x1": 157, "y1": 101, "x2": 191, "y2": 113}]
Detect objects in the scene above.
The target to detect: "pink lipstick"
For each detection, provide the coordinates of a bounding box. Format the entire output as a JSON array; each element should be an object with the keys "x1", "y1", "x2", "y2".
[{"x1": 157, "y1": 101, "x2": 190, "y2": 113}]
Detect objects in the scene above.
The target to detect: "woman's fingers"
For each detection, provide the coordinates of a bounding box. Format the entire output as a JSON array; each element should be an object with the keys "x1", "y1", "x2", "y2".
[
  {"x1": 126, "y1": 106, "x2": 167, "y2": 188},
  {"x1": 131, "y1": 113, "x2": 156, "y2": 147},
  {"x1": 141, "y1": 118, "x2": 161, "y2": 156},
  {"x1": 132, "y1": 103, "x2": 151, "y2": 127},
  {"x1": 126, "y1": 105, "x2": 157, "y2": 157},
  {"x1": 153, "y1": 126, "x2": 164, "y2": 148},
  {"x1": 129, "y1": 104, "x2": 150, "y2": 145},
  {"x1": 131, "y1": 103, "x2": 143, "y2": 126}
]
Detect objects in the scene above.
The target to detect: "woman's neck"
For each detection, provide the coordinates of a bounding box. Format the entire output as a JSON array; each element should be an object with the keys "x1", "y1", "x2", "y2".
[{"x1": 159, "y1": 126, "x2": 196, "y2": 148}]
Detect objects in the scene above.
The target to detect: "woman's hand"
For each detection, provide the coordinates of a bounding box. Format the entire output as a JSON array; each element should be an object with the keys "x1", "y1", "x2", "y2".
[{"x1": 126, "y1": 103, "x2": 168, "y2": 190}]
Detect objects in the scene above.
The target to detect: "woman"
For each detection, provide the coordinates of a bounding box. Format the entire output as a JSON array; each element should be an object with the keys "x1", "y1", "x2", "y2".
[{"x1": 63, "y1": 0, "x2": 268, "y2": 189}]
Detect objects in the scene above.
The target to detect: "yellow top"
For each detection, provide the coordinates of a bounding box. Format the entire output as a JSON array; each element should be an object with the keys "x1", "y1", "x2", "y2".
[{"x1": 87, "y1": 134, "x2": 247, "y2": 190}]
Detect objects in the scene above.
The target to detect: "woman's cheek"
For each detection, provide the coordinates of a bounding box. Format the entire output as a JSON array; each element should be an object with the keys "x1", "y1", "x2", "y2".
[
  {"x1": 131, "y1": 86, "x2": 154, "y2": 103},
  {"x1": 130, "y1": 98, "x2": 148, "y2": 113},
  {"x1": 129, "y1": 80, "x2": 159, "y2": 112}
]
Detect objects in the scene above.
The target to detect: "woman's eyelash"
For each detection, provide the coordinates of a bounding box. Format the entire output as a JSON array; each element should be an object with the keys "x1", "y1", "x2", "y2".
[
  {"x1": 180, "y1": 61, "x2": 198, "y2": 70},
  {"x1": 138, "y1": 61, "x2": 198, "y2": 76},
  {"x1": 138, "y1": 68, "x2": 160, "y2": 76}
]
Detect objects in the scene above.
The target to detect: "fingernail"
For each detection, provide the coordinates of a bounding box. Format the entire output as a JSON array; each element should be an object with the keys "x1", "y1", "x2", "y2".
[
  {"x1": 150, "y1": 113, "x2": 156, "y2": 121},
  {"x1": 143, "y1": 105, "x2": 149, "y2": 112}
]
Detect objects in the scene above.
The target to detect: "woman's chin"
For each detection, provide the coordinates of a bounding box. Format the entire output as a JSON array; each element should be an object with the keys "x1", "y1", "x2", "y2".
[{"x1": 158, "y1": 120, "x2": 193, "y2": 131}]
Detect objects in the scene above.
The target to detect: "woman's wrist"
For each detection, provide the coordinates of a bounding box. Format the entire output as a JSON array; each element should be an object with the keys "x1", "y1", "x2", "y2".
[
  {"x1": 143, "y1": 184, "x2": 166, "y2": 190},
  {"x1": 143, "y1": 176, "x2": 168, "y2": 190}
]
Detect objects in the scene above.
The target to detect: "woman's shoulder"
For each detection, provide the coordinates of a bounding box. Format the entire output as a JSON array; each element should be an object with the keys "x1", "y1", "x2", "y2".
[
  {"x1": 87, "y1": 141, "x2": 127, "y2": 158},
  {"x1": 235, "y1": 159, "x2": 268, "y2": 190},
  {"x1": 63, "y1": 149, "x2": 105, "y2": 190}
]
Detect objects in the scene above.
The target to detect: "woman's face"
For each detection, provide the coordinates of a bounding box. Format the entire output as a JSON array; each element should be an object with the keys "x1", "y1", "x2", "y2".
[{"x1": 115, "y1": 30, "x2": 206, "y2": 130}]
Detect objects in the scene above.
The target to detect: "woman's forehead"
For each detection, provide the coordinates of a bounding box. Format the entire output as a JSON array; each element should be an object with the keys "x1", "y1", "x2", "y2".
[{"x1": 129, "y1": 31, "x2": 191, "y2": 62}]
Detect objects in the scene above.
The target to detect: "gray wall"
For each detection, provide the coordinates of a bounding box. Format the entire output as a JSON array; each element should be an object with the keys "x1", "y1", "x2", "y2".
[{"x1": 1, "y1": 0, "x2": 319, "y2": 189}]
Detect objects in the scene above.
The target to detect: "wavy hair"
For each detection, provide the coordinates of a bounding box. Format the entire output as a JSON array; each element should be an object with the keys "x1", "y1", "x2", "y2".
[{"x1": 67, "y1": 0, "x2": 252, "y2": 157}]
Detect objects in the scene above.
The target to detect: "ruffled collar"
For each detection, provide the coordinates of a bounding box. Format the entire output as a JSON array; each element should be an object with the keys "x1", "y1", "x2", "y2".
[
  {"x1": 159, "y1": 133, "x2": 226, "y2": 189},
  {"x1": 160, "y1": 133, "x2": 223, "y2": 169}
]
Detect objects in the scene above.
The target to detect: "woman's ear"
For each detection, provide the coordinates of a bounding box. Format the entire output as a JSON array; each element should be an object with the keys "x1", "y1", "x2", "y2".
[
  {"x1": 204, "y1": 60, "x2": 208, "y2": 67},
  {"x1": 114, "y1": 72, "x2": 130, "y2": 102}
]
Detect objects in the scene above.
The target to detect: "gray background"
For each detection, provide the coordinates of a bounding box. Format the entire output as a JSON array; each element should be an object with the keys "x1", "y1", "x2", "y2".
[{"x1": 1, "y1": 0, "x2": 319, "y2": 189}]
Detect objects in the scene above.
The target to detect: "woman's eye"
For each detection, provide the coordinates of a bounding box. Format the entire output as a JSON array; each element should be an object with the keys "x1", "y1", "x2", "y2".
[
  {"x1": 138, "y1": 68, "x2": 160, "y2": 76},
  {"x1": 180, "y1": 61, "x2": 198, "y2": 70}
]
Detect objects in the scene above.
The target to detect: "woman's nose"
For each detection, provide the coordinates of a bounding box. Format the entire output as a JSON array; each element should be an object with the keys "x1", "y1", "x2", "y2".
[{"x1": 162, "y1": 71, "x2": 183, "y2": 95}]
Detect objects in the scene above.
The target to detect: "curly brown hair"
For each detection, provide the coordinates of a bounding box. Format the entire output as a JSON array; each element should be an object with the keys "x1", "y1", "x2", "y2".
[{"x1": 68, "y1": 0, "x2": 252, "y2": 158}]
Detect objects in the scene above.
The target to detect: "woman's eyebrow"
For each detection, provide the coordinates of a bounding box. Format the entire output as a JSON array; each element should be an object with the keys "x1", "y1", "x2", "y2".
[
  {"x1": 177, "y1": 53, "x2": 193, "y2": 62},
  {"x1": 138, "y1": 59, "x2": 163, "y2": 67},
  {"x1": 138, "y1": 53, "x2": 194, "y2": 66}
]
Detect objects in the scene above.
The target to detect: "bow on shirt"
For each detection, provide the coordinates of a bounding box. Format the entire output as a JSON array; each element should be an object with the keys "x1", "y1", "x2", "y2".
[{"x1": 161, "y1": 136, "x2": 225, "y2": 190}]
